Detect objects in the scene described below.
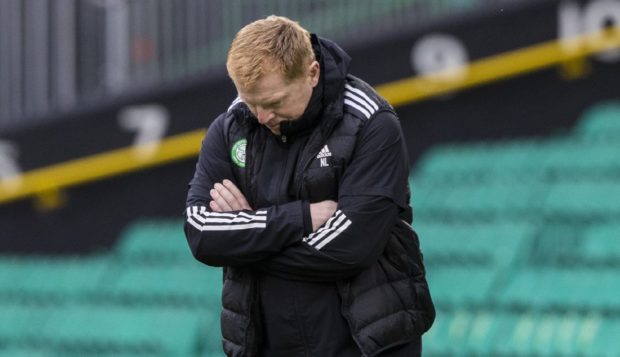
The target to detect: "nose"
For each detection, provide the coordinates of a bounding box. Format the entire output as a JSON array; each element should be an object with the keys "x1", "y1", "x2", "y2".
[{"x1": 255, "y1": 106, "x2": 275, "y2": 124}]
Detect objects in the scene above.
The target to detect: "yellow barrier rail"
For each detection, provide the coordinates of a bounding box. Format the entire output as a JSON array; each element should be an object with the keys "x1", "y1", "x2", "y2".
[
  {"x1": 376, "y1": 27, "x2": 620, "y2": 105},
  {"x1": 1, "y1": 27, "x2": 619, "y2": 205},
  {"x1": 0, "y1": 129, "x2": 205, "y2": 204}
]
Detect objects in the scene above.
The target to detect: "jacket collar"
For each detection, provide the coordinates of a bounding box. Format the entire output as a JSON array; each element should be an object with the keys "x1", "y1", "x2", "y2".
[{"x1": 278, "y1": 34, "x2": 351, "y2": 140}]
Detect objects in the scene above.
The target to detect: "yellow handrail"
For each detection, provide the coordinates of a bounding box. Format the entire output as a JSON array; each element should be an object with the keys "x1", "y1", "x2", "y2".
[
  {"x1": 376, "y1": 27, "x2": 620, "y2": 105},
  {"x1": 0, "y1": 129, "x2": 205, "y2": 204}
]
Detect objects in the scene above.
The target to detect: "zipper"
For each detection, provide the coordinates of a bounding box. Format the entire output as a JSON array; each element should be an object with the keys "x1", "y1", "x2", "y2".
[
  {"x1": 276, "y1": 142, "x2": 289, "y2": 205},
  {"x1": 294, "y1": 136, "x2": 326, "y2": 198}
]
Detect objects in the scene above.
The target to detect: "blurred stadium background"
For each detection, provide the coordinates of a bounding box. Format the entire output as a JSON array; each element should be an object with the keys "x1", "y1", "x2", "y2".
[{"x1": 1, "y1": 0, "x2": 619, "y2": 355}]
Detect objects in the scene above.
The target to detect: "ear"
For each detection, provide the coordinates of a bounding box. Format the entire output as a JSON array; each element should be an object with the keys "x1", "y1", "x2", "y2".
[{"x1": 308, "y1": 60, "x2": 320, "y2": 87}]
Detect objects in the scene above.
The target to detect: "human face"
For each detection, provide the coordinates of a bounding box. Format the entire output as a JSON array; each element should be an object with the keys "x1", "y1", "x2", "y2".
[{"x1": 236, "y1": 61, "x2": 320, "y2": 135}]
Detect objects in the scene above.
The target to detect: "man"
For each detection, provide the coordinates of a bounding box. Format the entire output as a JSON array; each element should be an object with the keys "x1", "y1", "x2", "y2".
[{"x1": 184, "y1": 15, "x2": 434, "y2": 357}]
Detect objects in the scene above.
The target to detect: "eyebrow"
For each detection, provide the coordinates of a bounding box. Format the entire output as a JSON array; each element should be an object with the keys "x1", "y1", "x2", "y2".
[
  {"x1": 264, "y1": 97, "x2": 285, "y2": 106},
  {"x1": 245, "y1": 93, "x2": 288, "y2": 107}
]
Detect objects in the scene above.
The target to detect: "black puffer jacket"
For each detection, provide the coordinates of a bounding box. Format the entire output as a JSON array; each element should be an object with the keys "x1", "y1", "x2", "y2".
[{"x1": 184, "y1": 35, "x2": 434, "y2": 357}]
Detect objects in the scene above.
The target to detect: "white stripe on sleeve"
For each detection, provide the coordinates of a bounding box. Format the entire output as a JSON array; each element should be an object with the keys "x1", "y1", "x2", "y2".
[
  {"x1": 186, "y1": 206, "x2": 267, "y2": 231},
  {"x1": 302, "y1": 210, "x2": 352, "y2": 250}
]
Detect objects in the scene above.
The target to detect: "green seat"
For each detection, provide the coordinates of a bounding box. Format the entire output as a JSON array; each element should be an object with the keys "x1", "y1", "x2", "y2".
[
  {"x1": 422, "y1": 308, "x2": 454, "y2": 356},
  {"x1": 489, "y1": 139, "x2": 547, "y2": 182},
  {"x1": 586, "y1": 317, "x2": 620, "y2": 356},
  {"x1": 576, "y1": 101, "x2": 620, "y2": 140},
  {"x1": 454, "y1": 309, "x2": 504, "y2": 356},
  {"x1": 0, "y1": 304, "x2": 44, "y2": 343},
  {"x1": 418, "y1": 221, "x2": 532, "y2": 268},
  {"x1": 115, "y1": 220, "x2": 191, "y2": 263},
  {"x1": 42, "y1": 305, "x2": 219, "y2": 356},
  {"x1": 490, "y1": 310, "x2": 620, "y2": 356},
  {"x1": 412, "y1": 179, "x2": 538, "y2": 221},
  {"x1": 543, "y1": 139, "x2": 620, "y2": 176},
  {"x1": 500, "y1": 268, "x2": 619, "y2": 311},
  {"x1": 0, "y1": 348, "x2": 49, "y2": 357},
  {"x1": 500, "y1": 268, "x2": 558, "y2": 309},
  {"x1": 543, "y1": 180, "x2": 620, "y2": 219},
  {"x1": 42, "y1": 305, "x2": 164, "y2": 355},
  {"x1": 487, "y1": 311, "x2": 522, "y2": 355},
  {"x1": 583, "y1": 224, "x2": 620, "y2": 263},
  {"x1": 446, "y1": 182, "x2": 536, "y2": 218},
  {"x1": 412, "y1": 142, "x2": 515, "y2": 186},
  {"x1": 0, "y1": 256, "x2": 108, "y2": 300},
  {"x1": 413, "y1": 138, "x2": 547, "y2": 185},
  {"x1": 425, "y1": 308, "x2": 521, "y2": 356},
  {"x1": 104, "y1": 263, "x2": 222, "y2": 306},
  {"x1": 427, "y1": 265, "x2": 497, "y2": 306}
]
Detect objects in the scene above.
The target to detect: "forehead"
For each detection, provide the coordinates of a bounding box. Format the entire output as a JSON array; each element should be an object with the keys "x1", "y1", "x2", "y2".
[{"x1": 238, "y1": 71, "x2": 298, "y2": 104}]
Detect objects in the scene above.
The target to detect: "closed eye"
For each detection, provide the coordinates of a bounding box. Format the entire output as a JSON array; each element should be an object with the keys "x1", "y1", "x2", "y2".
[{"x1": 264, "y1": 100, "x2": 282, "y2": 108}]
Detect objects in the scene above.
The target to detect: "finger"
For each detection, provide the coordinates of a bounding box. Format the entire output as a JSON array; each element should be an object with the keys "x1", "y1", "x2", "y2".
[
  {"x1": 213, "y1": 183, "x2": 240, "y2": 210},
  {"x1": 223, "y1": 180, "x2": 251, "y2": 210},
  {"x1": 210, "y1": 188, "x2": 233, "y2": 211},
  {"x1": 210, "y1": 200, "x2": 224, "y2": 212}
]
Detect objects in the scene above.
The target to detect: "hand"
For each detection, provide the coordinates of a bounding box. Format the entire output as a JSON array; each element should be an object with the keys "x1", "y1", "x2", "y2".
[
  {"x1": 209, "y1": 179, "x2": 252, "y2": 212},
  {"x1": 309, "y1": 200, "x2": 338, "y2": 231}
]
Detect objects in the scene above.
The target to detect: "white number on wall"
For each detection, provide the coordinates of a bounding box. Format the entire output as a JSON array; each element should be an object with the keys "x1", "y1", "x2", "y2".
[
  {"x1": 0, "y1": 140, "x2": 22, "y2": 192},
  {"x1": 411, "y1": 33, "x2": 469, "y2": 81},
  {"x1": 118, "y1": 104, "x2": 169, "y2": 160},
  {"x1": 559, "y1": 0, "x2": 620, "y2": 62}
]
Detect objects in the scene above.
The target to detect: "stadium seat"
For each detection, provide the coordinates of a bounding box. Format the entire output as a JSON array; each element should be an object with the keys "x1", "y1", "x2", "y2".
[
  {"x1": 413, "y1": 143, "x2": 491, "y2": 180},
  {"x1": 582, "y1": 224, "x2": 620, "y2": 263},
  {"x1": 425, "y1": 307, "x2": 620, "y2": 357},
  {"x1": 499, "y1": 267, "x2": 619, "y2": 311},
  {"x1": 0, "y1": 303, "x2": 46, "y2": 344},
  {"x1": 487, "y1": 139, "x2": 548, "y2": 183},
  {"x1": 41, "y1": 305, "x2": 163, "y2": 355},
  {"x1": 422, "y1": 308, "x2": 456, "y2": 356},
  {"x1": 426, "y1": 265, "x2": 497, "y2": 306},
  {"x1": 417, "y1": 221, "x2": 532, "y2": 268},
  {"x1": 0, "y1": 348, "x2": 49, "y2": 357},
  {"x1": 586, "y1": 317, "x2": 620, "y2": 356},
  {"x1": 576, "y1": 101, "x2": 620, "y2": 140},
  {"x1": 542, "y1": 139, "x2": 620, "y2": 177},
  {"x1": 542, "y1": 180, "x2": 620, "y2": 219},
  {"x1": 115, "y1": 220, "x2": 192, "y2": 263},
  {"x1": 0, "y1": 256, "x2": 109, "y2": 301},
  {"x1": 414, "y1": 180, "x2": 537, "y2": 221},
  {"x1": 37, "y1": 304, "x2": 220, "y2": 356},
  {"x1": 425, "y1": 309, "x2": 524, "y2": 356},
  {"x1": 103, "y1": 262, "x2": 222, "y2": 307}
]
